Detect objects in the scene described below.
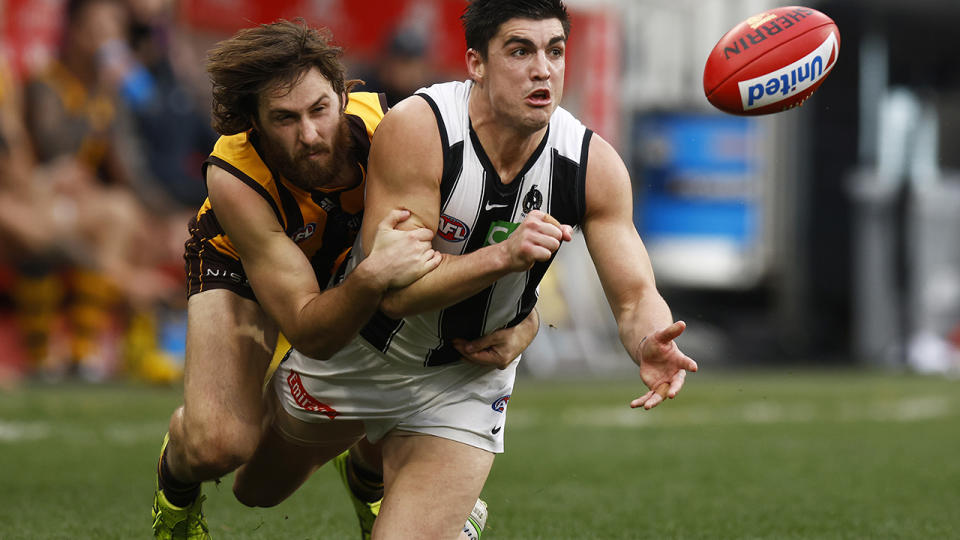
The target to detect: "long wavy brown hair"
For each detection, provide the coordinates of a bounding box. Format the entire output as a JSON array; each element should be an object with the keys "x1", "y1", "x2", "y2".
[{"x1": 206, "y1": 19, "x2": 360, "y2": 135}]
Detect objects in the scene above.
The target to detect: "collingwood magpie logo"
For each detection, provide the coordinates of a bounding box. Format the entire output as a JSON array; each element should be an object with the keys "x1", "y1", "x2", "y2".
[{"x1": 522, "y1": 185, "x2": 542, "y2": 213}]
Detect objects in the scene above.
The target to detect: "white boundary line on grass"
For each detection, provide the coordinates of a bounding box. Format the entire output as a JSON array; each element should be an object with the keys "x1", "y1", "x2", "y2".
[
  {"x1": 0, "y1": 420, "x2": 166, "y2": 443},
  {"x1": 0, "y1": 396, "x2": 954, "y2": 441},
  {"x1": 510, "y1": 395, "x2": 956, "y2": 429}
]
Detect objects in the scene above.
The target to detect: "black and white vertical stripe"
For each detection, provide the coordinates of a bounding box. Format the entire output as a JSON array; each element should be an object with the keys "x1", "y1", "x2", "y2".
[{"x1": 359, "y1": 80, "x2": 591, "y2": 367}]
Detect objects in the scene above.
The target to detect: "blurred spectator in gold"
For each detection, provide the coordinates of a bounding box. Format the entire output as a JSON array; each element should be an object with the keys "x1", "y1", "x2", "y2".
[
  {"x1": 0, "y1": 51, "x2": 42, "y2": 258},
  {"x1": 9, "y1": 0, "x2": 183, "y2": 381}
]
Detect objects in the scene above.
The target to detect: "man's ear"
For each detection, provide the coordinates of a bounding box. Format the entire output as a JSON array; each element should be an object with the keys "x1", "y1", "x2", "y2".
[
  {"x1": 465, "y1": 48, "x2": 485, "y2": 83},
  {"x1": 340, "y1": 91, "x2": 349, "y2": 112},
  {"x1": 249, "y1": 113, "x2": 261, "y2": 133}
]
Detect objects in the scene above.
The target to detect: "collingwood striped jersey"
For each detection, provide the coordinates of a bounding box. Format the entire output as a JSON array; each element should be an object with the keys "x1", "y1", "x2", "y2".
[{"x1": 355, "y1": 80, "x2": 593, "y2": 366}]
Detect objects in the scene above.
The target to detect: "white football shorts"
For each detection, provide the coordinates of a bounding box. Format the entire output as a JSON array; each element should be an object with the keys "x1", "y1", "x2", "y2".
[{"x1": 272, "y1": 337, "x2": 517, "y2": 453}]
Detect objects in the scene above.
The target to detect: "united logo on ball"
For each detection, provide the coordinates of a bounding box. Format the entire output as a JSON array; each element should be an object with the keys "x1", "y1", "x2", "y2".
[{"x1": 703, "y1": 6, "x2": 840, "y2": 115}]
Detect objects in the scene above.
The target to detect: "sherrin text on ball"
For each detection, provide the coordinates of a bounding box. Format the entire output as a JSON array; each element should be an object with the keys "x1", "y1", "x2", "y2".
[{"x1": 703, "y1": 6, "x2": 840, "y2": 115}]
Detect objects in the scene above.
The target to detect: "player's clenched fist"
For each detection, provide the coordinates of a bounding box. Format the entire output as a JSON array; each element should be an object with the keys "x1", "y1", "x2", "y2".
[
  {"x1": 498, "y1": 210, "x2": 574, "y2": 272},
  {"x1": 365, "y1": 209, "x2": 442, "y2": 289}
]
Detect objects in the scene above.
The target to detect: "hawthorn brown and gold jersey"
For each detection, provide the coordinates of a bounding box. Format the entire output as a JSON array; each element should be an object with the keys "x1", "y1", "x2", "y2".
[{"x1": 184, "y1": 92, "x2": 388, "y2": 301}]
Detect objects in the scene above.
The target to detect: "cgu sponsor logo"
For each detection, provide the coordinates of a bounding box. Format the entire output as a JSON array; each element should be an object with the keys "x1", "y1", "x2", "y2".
[
  {"x1": 738, "y1": 31, "x2": 838, "y2": 110},
  {"x1": 287, "y1": 371, "x2": 339, "y2": 419},
  {"x1": 484, "y1": 220, "x2": 519, "y2": 247},
  {"x1": 438, "y1": 214, "x2": 470, "y2": 242},
  {"x1": 292, "y1": 223, "x2": 317, "y2": 243},
  {"x1": 491, "y1": 394, "x2": 510, "y2": 413}
]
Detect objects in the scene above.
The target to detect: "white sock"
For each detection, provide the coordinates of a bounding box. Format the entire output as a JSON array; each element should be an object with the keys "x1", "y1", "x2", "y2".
[{"x1": 462, "y1": 499, "x2": 487, "y2": 539}]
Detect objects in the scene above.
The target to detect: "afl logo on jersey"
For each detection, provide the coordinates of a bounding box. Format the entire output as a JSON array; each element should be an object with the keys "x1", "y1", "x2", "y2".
[
  {"x1": 292, "y1": 223, "x2": 317, "y2": 243},
  {"x1": 523, "y1": 185, "x2": 543, "y2": 213},
  {"x1": 491, "y1": 394, "x2": 510, "y2": 413},
  {"x1": 438, "y1": 214, "x2": 469, "y2": 242}
]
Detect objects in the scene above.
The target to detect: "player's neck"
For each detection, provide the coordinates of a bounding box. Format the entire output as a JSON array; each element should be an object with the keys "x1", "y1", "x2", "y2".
[
  {"x1": 468, "y1": 93, "x2": 547, "y2": 185},
  {"x1": 323, "y1": 161, "x2": 363, "y2": 191}
]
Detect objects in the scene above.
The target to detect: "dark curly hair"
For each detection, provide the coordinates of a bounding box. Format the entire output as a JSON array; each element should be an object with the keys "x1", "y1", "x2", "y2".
[{"x1": 206, "y1": 19, "x2": 359, "y2": 135}]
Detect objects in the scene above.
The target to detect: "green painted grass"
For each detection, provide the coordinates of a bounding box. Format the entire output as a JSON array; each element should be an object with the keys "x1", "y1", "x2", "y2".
[{"x1": 0, "y1": 370, "x2": 958, "y2": 539}]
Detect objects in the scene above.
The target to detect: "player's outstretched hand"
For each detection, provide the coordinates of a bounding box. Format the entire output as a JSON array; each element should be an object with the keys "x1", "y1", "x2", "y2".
[
  {"x1": 629, "y1": 320, "x2": 698, "y2": 410},
  {"x1": 501, "y1": 210, "x2": 574, "y2": 272},
  {"x1": 367, "y1": 209, "x2": 442, "y2": 289}
]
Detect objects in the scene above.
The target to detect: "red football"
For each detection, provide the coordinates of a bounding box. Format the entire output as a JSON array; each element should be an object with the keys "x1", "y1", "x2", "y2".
[{"x1": 703, "y1": 6, "x2": 840, "y2": 115}]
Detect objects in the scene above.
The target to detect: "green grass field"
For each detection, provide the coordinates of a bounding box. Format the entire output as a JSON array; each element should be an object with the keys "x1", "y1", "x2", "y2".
[{"x1": 1, "y1": 369, "x2": 958, "y2": 539}]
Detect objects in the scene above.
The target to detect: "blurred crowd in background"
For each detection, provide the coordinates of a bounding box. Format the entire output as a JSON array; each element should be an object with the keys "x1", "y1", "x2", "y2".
[
  {"x1": 0, "y1": 0, "x2": 218, "y2": 384},
  {"x1": 0, "y1": 0, "x2": 453, "y2": 385}
]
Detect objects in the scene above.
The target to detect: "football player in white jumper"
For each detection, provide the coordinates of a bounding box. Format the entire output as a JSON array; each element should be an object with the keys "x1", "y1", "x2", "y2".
[{"x1": 233, "y1": 1, "x2": 698, "y2": 538}]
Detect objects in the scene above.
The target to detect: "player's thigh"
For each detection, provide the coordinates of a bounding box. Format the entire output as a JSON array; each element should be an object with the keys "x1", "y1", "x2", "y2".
[
  {"x1": 375, "y1": 431, "x2": 494, "y2": 540},
  {"x1": 234, "y1": 392, "x2": 366, "y2": 507},
  {"x1": 182, "y1": 289, "x2": 278, "y2": 436}
]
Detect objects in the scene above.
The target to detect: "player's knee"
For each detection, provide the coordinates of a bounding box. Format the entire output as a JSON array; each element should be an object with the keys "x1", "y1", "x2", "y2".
[
  {"x1": 181, "y1": 417, "x2": 260, "y2": 474},
  {"x1": 232, "y1": 483, "x2": 263, "y2": 507},
  {"x1": 233, "y1": 487, "x2": 278, "y2": 508},
  {"x1": 232, "y1": 477, "x2": 282, "y2": 508}
]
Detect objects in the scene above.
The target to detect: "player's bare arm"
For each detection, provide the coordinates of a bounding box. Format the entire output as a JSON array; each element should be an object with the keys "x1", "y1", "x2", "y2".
[
  {"x1": 361, "y1": 96, "x2": 572, "y2": 319},
  {"x1": 206, "y1": 164, "x2": 438, "y2": 359},
  {"x1": 580, "y1": 134, "x2": 698, "y2": 409}
]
